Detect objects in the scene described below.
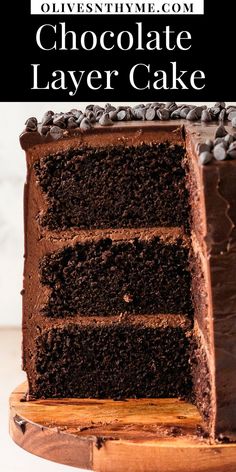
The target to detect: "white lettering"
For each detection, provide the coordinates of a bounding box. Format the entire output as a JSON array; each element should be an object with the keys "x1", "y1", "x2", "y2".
[
  {"x1": 31, "y1": 64, "x2": 50, "y2": 89},
  {"x1": 190, "y1": 70, "x2": 206, "y2": 89},
  {"x1": 129, "y1": 63, "x2": 150, "y2": 90},
  {"x1": 36, "y1": 24, "x2": 57, "y2": 51}
]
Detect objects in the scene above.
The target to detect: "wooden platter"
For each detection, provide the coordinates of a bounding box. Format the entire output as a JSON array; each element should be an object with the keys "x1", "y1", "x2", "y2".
[{"x1": 9, "y1": 382, "x2": 236, "y2": 472}]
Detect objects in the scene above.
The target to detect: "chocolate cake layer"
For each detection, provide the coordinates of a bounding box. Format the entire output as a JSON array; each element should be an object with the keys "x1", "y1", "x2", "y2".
[
  {"x1": 40, "y1": 233, "x2": 192, "y2": 317},
  {"x1": 29, "y1": 315, "x2": 192, "y2": 399},
  {"x1": 33, "y1": 142, "x2": 189, "y2": 230}
]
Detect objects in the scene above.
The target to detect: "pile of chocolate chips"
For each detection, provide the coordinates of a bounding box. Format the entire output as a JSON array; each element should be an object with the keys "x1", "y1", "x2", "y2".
[
  {"x1": 24, "y1": 102, "x2": 236, "y2": 164},
  {"x1": 197, "y1": 123, "x2": 236, "y2": 164}
]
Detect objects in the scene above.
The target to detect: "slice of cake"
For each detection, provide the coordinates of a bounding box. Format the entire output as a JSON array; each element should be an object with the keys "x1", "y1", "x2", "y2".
[{"x1": 20, "y1": 103, "x2": 236, "y2": 441}]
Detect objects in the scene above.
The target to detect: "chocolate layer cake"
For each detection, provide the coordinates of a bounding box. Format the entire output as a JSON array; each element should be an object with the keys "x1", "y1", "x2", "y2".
[{"x1": 20, "y1": 103, "x2": 236, "y2": 441}]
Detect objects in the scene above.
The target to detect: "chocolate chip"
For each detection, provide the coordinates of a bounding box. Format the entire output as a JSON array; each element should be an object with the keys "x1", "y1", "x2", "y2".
[
  {"x1": 205, "y1": 139, "x2": 214, "y2": 150},
  {"x1": 209, "y1": 106, "x2": 221, "y2": 119},
  {"x1": 180, "y1": 104, "x2": 192, "y2": 111},
  {"x1": 38, "y1": 124, "x2": 50, "y2": 136},
  {"x1": 232, "y1": 117, "x2": 236, "y2": 128},
  {"x1": 215, "y1": 102, "x2": 226, "y2": 109},
  {"x1": 49, "y1": 126, "x2": 63, "y2": 140},
  {"x1": 85, "y1": 104, "x2": 94, "y2": 111},
  {"x1": 197, "y1": 142, "x2": 211, "y2": 154},
  {"x1": 195, "y1": 106, "x2": 207, "y2": 119},
  {"x1": 76, "y1": 114, "x2": 85, "y2": 125},
  {"x1": 109, "y1": 110, "x2": 118, "y2": 121},
  {"x1": 52, "y1": 115, "x2": 66, "y2": 128},
  {"x1": 69, "y1": 109, "x2": 82, "y2": 119},
  {"x1": 86, "y1": 111, "x2": 96, "y2": 123},
  {"x1": 201, "y1": 109, "x2": 212, "y2": 122},
  {"x1": 156, "y1": 108, "x2": 170, "y2": 120},
  {"x1": 145, "y1": 108, "x2": 156, "y2": 121},
  {"x1": 214, "y1": 137, "x2": 225, "y2": 146},
  {"x1": 215, "y1": 124, "x2": 228, "y2": 138},
  {"x1": 213, "y1": 143, "x2": 227, "y2": 161},
  {"x1": 42, "y1": 111, "x2": 54, "y2": 126},
  {"x1": 219, "y1": 109, "x2": 226, "y2": 121},
  {"x1": 63, "y1": 112, "x2": 74, "y2": 122},
  {"x1": 67, "y1": 117, "x2": 78, "y2": 129},
  {"x1": 14, "y1": 415, "x2": 27, "y2": 434},
  {"x1": 171, "y1": 109, "x2": 181, "y2": 119},
  {"x1": 96, "y1": 110, "x2": 104, "y2": 122},
  {"x1": 186, "y1": 109, "x2": 198, "y2": 121},
  {"x1": 226, "y1": 106, "x2": 236, "y2": 113},
  {"x1": 133, "y1": 103, "x2": 145, "y2": 109},
  {"x1": 94, "y1": 106, "x2": 104, "y2": 116},
  {"x1": 180, "y1": 107, "x2": 190, "y2": 119},
  {"x1": 25, "y1": 117, "x2": 38, "y2": 131},
  {"x1": 125, "y1": 108, "x2": 133, "y2": 121},
  {"x1": 104, "y1": 103, "x2": 116, "y2": 113},
  {"x1": 224, "y1": 134, "x2": 234, "y2": 147},
  {"x1": 165, "y1": 102, "x2": 177, "y2": 112},
  {"x1": 80, "y1": 118, "x2": 91, "y2": 130},
  {"x1": 99, "y1": 113, "x2": 114, "y2": 126},
  {"x1": 117, "y1": 105, "x2": 129, "y2": 112},
  {"x1": 199, "y1": 151, "x2": 213, "y2": 165},
  {"x1": 133, "y1": 108, "x2": 146, "y2": 120},
  {"x1": 228, "y1": 142, "x2": 236, "y2": 159},
  {"x1": 165, "y1": 102, "x2": 173, "y2": 108},
  {"x1": 45, "y1": 110, "x2": 54, "y2": 116},
  {"x1": 227, "y1": 110, "x2": 236, "y2": 120},
  {"x1": 117, "y1": 110, "x2": 127, "y2": 121}
]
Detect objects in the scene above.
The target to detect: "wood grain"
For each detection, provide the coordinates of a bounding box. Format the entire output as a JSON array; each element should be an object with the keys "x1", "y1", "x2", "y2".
[{"x1": 9, "y1": 382, "x2": 236, "y2": 471}]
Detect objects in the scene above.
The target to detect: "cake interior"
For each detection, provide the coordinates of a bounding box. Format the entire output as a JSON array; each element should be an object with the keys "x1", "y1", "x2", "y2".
[
  {"x1": 26, "y1": 138, "x2": 212, "y2": 436},
  {"x1": 35, "y1": 316, "x2": 192, "y2": 399},
  {"x1": 40, "y1": 234, "x2": 192, "y2": 317},
  {"x1": 34, "y1": 143, "x2": 189, "y2": 230}
]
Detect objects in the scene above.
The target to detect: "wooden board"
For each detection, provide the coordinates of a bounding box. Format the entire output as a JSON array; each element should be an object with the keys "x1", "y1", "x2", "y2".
[{"x1": 9, "y1": 382, "x2": 236, "y2": 472}]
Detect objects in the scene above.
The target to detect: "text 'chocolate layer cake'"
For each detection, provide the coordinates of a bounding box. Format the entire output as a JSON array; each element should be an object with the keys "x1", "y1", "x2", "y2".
[{"x1": 20, "y1": 103, "x2": 236, "y2": 442}]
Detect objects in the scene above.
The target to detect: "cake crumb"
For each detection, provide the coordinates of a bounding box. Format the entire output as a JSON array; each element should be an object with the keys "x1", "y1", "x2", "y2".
[{"x1": 123, "y1": 293, "x2": 133, "y2": 303}]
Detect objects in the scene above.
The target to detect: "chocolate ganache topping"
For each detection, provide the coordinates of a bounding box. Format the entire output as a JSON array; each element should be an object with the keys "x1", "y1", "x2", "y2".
[{"x1": 22, "y1": 102, "x2": 236, "y2": 165}]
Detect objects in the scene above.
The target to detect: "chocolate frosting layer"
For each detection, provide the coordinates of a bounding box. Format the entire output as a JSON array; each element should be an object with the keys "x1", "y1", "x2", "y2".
[
  {"x1": 202, "y1": 162, "x2": 236, "y2": 437},
  {"x1": 20, "y1": 121, "x2": 185, "y2": 150},
  {"x1": 185, "y1": 124, "x2": 236, "y2": 439}
]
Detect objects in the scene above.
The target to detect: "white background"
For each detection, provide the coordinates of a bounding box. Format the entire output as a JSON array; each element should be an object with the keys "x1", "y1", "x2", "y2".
[{"x1": 0, "y1": 102, "x2": 235, "y2": 327}]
